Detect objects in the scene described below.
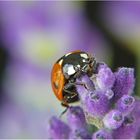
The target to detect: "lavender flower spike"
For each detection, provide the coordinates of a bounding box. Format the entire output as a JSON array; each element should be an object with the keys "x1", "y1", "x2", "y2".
[
  {"x1": 49, "y1": 60, "x2": 140, "y2": 139},
  {"x1": 92, "y1": 129, "x2": 113, "y2": 139},
  {"x1": 103, "y1": 110, "x2": 124, "y2": 129},
  {"x1": 113, "y1": 67, "x2": 135, "y2": 100},
  {"x1": 96, "y1": 63, "x2": 115, "y2": 90},
  {"x1": 132, "y1": 98, "x2": 140, "y2": 124},
  {"x1": 84, "y1": 90, "x2": 110, "y2": 118},
  {"x1": 76, "y1": 74, "x2": 95, "y2": 102},
  {"x1": 116, "y1": 95, "x2": 135, "y2": 116},
  {"x1": 105, "y1": 89, "x2": 114, "y2": 100},
  {"x1": 47, "y1": 116, "x2": 71, "y2": 139},
  {"x1": 67, "y1": 106, "x2": 86, "y2": 131},
  {"x1": 69, "y1": 128, "x2": 91, "y2": 139},
  {"x1": 113, "y1": 115, "x2": 139, "y2": 139}
]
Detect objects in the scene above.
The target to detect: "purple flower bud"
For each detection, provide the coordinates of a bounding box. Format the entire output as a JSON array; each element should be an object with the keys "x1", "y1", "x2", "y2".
[
  {"x1": 103, "y1": 110, "x2": 124, "y2": 129},
  {"x1": 76, "y1": 75, "x2": 95, "y2": 102},
  {"x1": 96, "y1": 64, "x2": 115, "y2": 90},
  {"x1": 84, "y1": 90, "x2": 110, "y2": 118},
  {"x1": 69, "y1": 128, "x2": 91, "y2": 139},
  {"x1": 116, "y1": 95, "x2": 135, "y2": 115},
  {"x1": 131, "y1": 98, "x2": 140, "y2": 124},
  {"x1": 96, "y1": 63, "x2": 108, "y2": 72},
  {"x1": 47, "y1": 116, "x2": 70, "y2": 139},
  {"x1": 92, "y1": 129, "x2": 113, "y2": 139},
  {"x1": 113, "y1": 115, "x2": 139, "y2": 139},
  {"x1": 105, "y1": 89, "x2": 114, "y2": 100},
  {"x1": 113, "y1": 68, "x2": 135, "y2": 100},
  {"x1": 67, "y1": 106, "x2": 86, "y2": 131},
  {"x1": 131, "y1": 98, "x2": 140, "y2": 139}
]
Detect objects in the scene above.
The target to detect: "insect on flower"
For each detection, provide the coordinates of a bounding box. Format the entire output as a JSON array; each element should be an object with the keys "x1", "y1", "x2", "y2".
[
  {"x1": 51, "y1": 51, "x2": 96, "y2": 110},
  {"x1": 49, "y1": 58, "x2": 139, "y2": 139}
]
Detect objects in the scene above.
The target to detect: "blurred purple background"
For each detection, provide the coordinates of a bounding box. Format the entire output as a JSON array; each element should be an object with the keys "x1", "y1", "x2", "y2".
[{"x1": 0, "y1": 1, "x2": 139, "y2": 138}]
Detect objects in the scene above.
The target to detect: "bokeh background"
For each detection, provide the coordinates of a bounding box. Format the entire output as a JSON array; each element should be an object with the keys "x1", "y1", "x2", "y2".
[{"x1": 0, "y1": 1, "x2": 140, "y2": 138}]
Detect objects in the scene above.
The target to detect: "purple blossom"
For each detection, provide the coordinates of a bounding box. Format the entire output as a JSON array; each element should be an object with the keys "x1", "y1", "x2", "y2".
[
  {"x1": 131, "y1": 98, "x2": 140, "y2": 124},
  {"x1": 47, "y1": 116, "x2": 71, "y2": 139},
  {"x1": 103, "y1": 110, "x2": 124, "y2": 129},
  {"x1": 69, "y1": 128, "x2": 91, "y2": 139},
  {"x1": 67, "y1": 106, "x2": 86, "y2": 131},
  {"x1": 84, "y1": 90, "x2": 110, "y2": 118},
  {"x1": 49, "y1": 63, "x2": 140, "y2": 139},
  {"x1": 113, "y1": 67, "x2": 135, "y2": 100},
  {"x1": 92, "y1": 129, "x2": 113, "y2": 139},
  {"x1": 105, "y1": 89, "x2": 114, "y2": 100},
  {"x1": 113, "y1": 115, "x2": 139, "y2": 139},
  {"x1": 96, "y1": 64, "x2": 115, "y2": 90},
  {"x1": 76, "y1": 75, "x2": 95, "y2": 102},
  {"x1": 116, "y1": 95, "x2": 135, "y2": 115}
]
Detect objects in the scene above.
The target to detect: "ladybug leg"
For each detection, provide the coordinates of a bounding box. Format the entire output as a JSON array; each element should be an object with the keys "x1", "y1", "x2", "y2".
[
  {"x1": 59, "y1": 107, "x2": 69, "y2": 118},
  {"x1": 63, "y1": 88, "x2": 78, "y2": 101},
  {"x1": 59, "y1": 102, "x2": 69, "y2": 118},
  {"x1": 76, "y1": 82, "x2": 90, "y2": 90},
  {"x1": 63, "y1": 88, "x2": 78, "y2": 97},
  {"x1": 61, "y1": 101, "x2": 69, "y2": 108},
  {"x1": 64, "y1": 82, "x2": 89, "y2": 90},
  {"x1": 59, "y1": 89, "x2": 77, "y2": 118}
]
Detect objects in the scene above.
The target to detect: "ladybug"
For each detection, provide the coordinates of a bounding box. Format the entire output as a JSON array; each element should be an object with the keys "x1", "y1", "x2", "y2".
[{"x1": 51, "y1": 50, "x2": 96, "y2": 108}]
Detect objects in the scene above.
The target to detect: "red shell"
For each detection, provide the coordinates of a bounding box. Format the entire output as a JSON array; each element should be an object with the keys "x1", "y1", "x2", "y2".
[{"x1": 51, "y1": 62, "x2": 65, "y2": 101}]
